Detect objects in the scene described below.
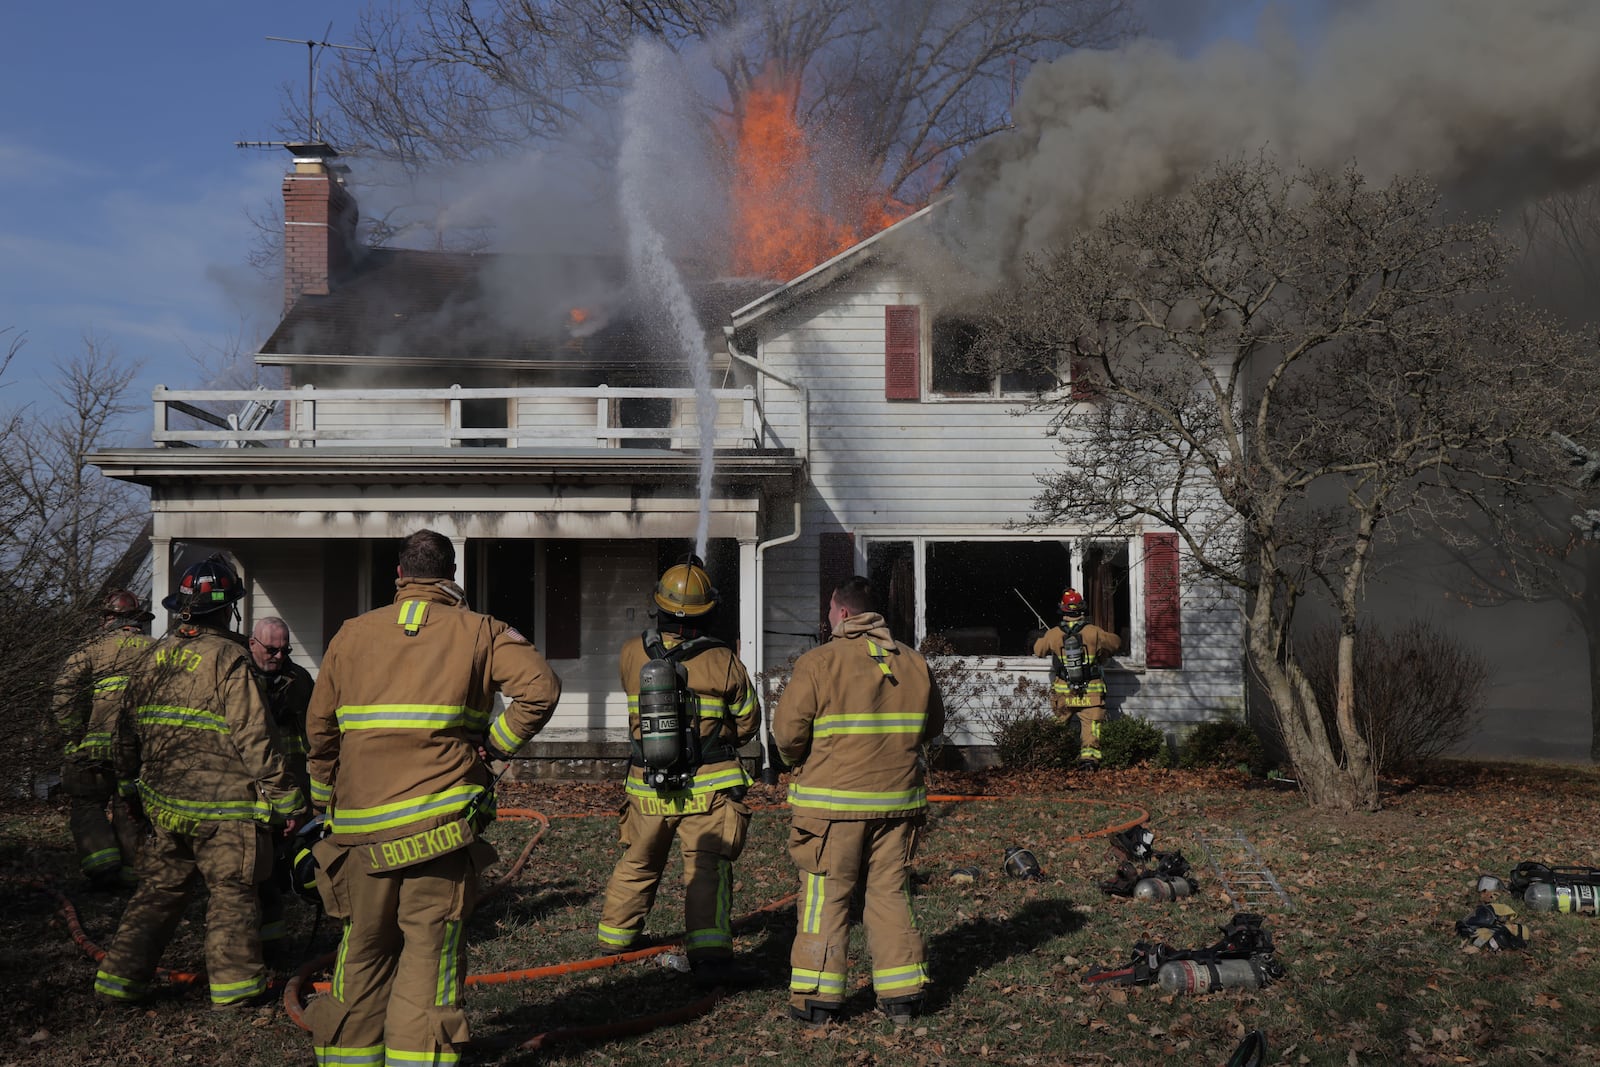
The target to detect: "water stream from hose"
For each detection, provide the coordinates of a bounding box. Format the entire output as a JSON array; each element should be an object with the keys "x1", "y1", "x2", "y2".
[{"x1": 620, "y1": 44, "x2": 717, "y2": 560}]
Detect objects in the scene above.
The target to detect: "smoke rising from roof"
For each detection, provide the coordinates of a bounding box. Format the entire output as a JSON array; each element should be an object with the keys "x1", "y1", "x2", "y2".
[{"x1": 943, "y1": 0, "x2": 1600, "y2": 280}]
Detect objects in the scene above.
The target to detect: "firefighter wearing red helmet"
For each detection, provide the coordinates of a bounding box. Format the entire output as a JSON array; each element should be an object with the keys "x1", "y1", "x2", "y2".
[
  {"x1": 1033, "y1": 587, "x2": 1121, "y2": 770},
  {"x1": 597, "y1": 555, "x2": 761, "y2": 987},
  {"x1": 94, "y1": 555, "x2": 306, "y2": 1010},
  {"x1": 51, "y1": 589, "x2": 154, "y2": 889}
]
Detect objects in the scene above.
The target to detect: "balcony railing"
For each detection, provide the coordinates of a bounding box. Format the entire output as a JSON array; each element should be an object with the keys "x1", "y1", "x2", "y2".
[{"x1": 152, "y1": 384, "x2": 772, "y2": 449}]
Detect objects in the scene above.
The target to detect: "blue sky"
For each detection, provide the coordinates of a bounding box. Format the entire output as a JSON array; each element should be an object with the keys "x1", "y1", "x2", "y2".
[
  {"x1": 0, "y1": 1, "x2": 1302, "y2": 433},
  {"x1": 0, "y1": 2, "x2": 356, "y2": 423}
]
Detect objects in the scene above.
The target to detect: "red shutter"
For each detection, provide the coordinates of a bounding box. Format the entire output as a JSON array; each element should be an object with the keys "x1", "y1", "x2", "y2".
[
  {"x1": 1143, "y1": 532, "x2": 1181, "y2": 669},
  {"x1": 819, "y1": 530, "x2": 856, "y2": 636},
  {"x1": 544, "y1": 540, "x2": 581, "y2": 660},
  {"x1": 885, "y1": 305, "x2": 920, "y2": 400}
]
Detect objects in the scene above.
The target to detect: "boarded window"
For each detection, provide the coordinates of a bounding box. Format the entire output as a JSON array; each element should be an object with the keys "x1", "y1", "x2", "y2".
[
  {"x1": 1143, "y1": 532, "x2": 1182, "y2": 669},
  {"x1": 885, "y1": 306, "x2": 921, "y2": 400},
  {"x1": 544, "y1": 540, "x2": 581, "y2": 659},
  {"x1": 819, "y1": 530, "x2": 856, "y2": 636}
]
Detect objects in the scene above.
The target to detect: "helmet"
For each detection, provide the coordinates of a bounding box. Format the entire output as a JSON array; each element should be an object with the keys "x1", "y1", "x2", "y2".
[
  {"x1": 1058, "y1": 588, "x2": 1086, "y2": 617},
  {"x1": 162, "y1": 554, "x2": 245, "y2": 618},
  {"x1": 652, "y1": 555, "x2": 718, "y2": 618},
  {"x1": 101, "y1": 588, "x2": 155, "y2": 623},
  {"x1": 289, "y1": 814, "x2": 331, "y2": 904}
]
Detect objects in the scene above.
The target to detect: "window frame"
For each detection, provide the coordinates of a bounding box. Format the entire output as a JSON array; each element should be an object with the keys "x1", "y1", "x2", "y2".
[
  {"x1": 925, "y1": 314, "x2": 1063, "y2": 401},
  {"x1": 857, "y1": 532, "x2": 1148, "y2": 665}
]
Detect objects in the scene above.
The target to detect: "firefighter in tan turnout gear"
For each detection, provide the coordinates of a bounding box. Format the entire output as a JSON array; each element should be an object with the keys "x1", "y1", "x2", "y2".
[
  {"x1": 52, "y1": 589, "x2": 152, "y2": 889},
  {"x1": 1033, "y1": 588, "x2": 1121, "y2": 771},
  {"x1": 596, "y1": 556, "x2": 761, "y2": 985},
  {"x1": 303, "y1": 530, "x2": 561, "y2": 1067},
  {"x1": 94, "y1": 556, "x2": 306, "y2": 1009},
  {"x1": 774, "y1": 575, "x2": 945, "y2": 1026}
]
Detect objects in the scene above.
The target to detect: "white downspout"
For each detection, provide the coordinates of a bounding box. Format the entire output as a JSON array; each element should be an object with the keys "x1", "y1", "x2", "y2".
[{"x1": 727, "y1": 327, "x2": 807, "y2": 783}]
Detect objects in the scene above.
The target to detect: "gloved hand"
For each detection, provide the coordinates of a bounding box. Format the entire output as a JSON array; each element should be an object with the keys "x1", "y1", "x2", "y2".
[{"x1": 477, "y1": 744, "x2": 512, "y2": 778}]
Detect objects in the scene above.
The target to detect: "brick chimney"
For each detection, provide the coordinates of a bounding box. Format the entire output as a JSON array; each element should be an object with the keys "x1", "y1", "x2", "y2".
[{"x1": 282, "y1": 142, "x2": 358, "y2": 312}]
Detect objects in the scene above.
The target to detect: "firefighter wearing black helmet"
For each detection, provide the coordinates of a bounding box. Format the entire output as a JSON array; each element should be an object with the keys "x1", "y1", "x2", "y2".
[
  {"x1": 1033, "y1": 587, "x2": 1121, "y2": 771},
  {"x1": 94, "y1": 555, "x2": 306, "y2": 1010},
  {"x1": 596, "y1": 555, "x2": 761, "y2": 986},
  {"x1": 51, "y1": 589, "x2": 153, "y2": 889}
]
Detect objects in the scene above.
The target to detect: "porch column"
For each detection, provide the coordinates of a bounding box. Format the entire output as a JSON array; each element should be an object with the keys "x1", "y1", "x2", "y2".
[
  {"x1": 451, "y1": 535, "x2": 468, "y2": 593},
  {"x1": 151, "y1": 536, "x2": 172, "y2": 634},
  {"x1": 738, "y1": 538, "x2": 758, "y2": 679}
]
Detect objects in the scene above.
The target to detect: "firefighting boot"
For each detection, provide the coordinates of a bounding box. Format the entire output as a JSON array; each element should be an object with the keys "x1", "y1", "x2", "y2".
[
  {"x1": 879, "y1": 994, "x2": 925, "y2": 1026},
  {"x1": 788, "y1": 1000, "x2": 840, "y2": 1027}
]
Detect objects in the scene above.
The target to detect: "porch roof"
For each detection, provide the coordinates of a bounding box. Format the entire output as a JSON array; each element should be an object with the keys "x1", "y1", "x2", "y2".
[{"x1": 89, "y1": 446, "x2": 802, "y2": 489}]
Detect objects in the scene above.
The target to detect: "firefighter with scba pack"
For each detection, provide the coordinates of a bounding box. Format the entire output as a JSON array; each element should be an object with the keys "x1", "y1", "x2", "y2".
[
  {"x1": 51, "y1": 589, "x2": 154, "y2": 889},
  {"x1": 1033, "y1": 588, "x2": 1121, "y2": 771},
  {"x1": 596, "y1": 555, "x2": 761, "y2": 986},
  {"x1": 93, "y1": 555, "x2": 306, "y2": 1010},
  {"x1": 302, "y1": 530, "x2": 561, "y2": 1066}
]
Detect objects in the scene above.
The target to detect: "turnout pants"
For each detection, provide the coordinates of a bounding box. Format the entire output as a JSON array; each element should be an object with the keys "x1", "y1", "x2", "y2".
[
  {"x1": 787, "y1": 815, "x2": 929, "y2": 1012},
  {"x1": 306, "y1": 842, "x2": 481, "y2": 1067},
  {"x1": 61, "y1": 762, "x2": 143, "y2": 883},
  {"x1": 94, "y1": 819, "x2": 273, "y2": 1006},
  {"x1": 597, "y1": 791, "x2": 751, "y2": 959},
  {"x1": 1052, "y1": 690, "x2": 1109, "y2": 761}
]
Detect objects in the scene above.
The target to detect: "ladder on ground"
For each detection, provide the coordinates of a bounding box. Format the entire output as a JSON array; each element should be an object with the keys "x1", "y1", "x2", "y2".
[{"x1": 1195, "y1": 828, "x2": 1293, "y2": 911}]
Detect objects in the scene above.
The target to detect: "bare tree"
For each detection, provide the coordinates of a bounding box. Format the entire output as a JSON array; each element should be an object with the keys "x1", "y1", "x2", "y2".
[
  {"x1": 0, "y1": 334, "x2": 150, "y2": 795},
  {"x1": 985, "y1": 158, "x2": 1600, "y2": 811},
  {"x1": 295, "y1": 0, "x2": 1135, "y2": 243}
]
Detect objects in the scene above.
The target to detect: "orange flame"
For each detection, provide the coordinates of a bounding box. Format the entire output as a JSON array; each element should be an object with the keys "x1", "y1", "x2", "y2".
[
  {"x1": 568, "y1": 307, "x2": 590, "y2": 325},
  {"x1": 729, "y1": 71, "x2": 912, "y2": 281}
]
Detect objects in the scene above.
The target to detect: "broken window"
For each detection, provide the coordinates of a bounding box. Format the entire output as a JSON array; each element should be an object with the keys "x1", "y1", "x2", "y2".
[{"x1": 929, "y1": 316, "x2": 1058, "y2": 398}]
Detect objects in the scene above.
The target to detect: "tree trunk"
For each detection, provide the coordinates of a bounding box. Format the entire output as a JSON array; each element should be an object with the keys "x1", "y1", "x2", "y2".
[
  {"x1": 1246, "y1": 597, "x2": 1373, "y2": 811},
  {"x1": 1584, "y1": 543, "x2": 1600, "y2": 763}
]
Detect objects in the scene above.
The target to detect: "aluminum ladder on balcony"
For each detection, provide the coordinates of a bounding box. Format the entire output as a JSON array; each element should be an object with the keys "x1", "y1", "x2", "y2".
[{"x1": 1195, "y1": 828, "x2": 1293, "y2": 911}]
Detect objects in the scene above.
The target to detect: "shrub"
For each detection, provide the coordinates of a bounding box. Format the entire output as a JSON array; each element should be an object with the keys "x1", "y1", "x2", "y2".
[
  {"x1": 1298, "y1": 618, "x2": 1486, "y2": 777},
  {"x1": 1179, "y1": 719, "x2": 1266, "y2": 772},
  {"x1": 1098, "y1": 715, "x2": 1168, "y2": 769},
  {"x1": 992, "y1": 713, "x2": 1080, "y2": 770}
]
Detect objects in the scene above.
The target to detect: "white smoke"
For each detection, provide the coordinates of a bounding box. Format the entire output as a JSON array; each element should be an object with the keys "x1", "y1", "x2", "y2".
[{"x1": 945, "y1": 0, "x2": 1600, "y2": 278}]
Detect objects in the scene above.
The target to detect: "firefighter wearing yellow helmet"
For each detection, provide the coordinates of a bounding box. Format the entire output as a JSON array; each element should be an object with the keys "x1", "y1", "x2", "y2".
[
  {"x1": 1033, "y1": 588, "x2": 1121, "y2": 770},
  {"x1": 51, "y1": 589, "x2": 153, "y2": 889},
  {"x1": 597, "y1": 554, "x2": 762, "y2": 987}
]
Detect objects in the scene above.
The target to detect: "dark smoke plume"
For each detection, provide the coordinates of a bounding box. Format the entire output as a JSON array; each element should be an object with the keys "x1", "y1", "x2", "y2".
[{"x1": 943, "y1": 0, "x2": 1600, "y2": 280}]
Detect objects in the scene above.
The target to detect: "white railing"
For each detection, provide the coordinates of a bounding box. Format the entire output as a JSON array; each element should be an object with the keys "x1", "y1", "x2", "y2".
[{"x1": 152, "y1": 384, "x2": 771, "y2": 449}]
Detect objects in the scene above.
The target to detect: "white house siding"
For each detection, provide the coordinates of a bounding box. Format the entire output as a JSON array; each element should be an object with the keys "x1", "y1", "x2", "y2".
[
  {"x1": 298, "y1": 397, "x2": 445, "y2": 446},
  {"x1": 747, "y1": 264, "x2": 1246, "y2": 742},
  {"x1": 540, "y1": 539, "x2": 654, "y2": 742},
  {"x1": 235, "y1": 538, "x2": 329, "y2": 668},
  {"x1": 513, "y1": 396, "x2": 597, "y2": 440}
]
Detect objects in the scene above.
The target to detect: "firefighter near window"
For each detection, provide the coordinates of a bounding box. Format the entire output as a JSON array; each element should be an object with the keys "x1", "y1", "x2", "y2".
[
  {"x1": 773, "y1": 575, "x2": 946, "y2": 1027},
  {"x1": 301, "y1": 530, "x2": 561, "y2": 1066},
  {"x1": 596, "y1": 555, "x2": 762, "y2": 987},
  {"x1": 93, "y1": 555, "x2": 308, "y2": 1011},
  {"x1": 51, "y1": 588, "x2": 154, "y2": 890},
  {"x1": 1033, "y1": 587, "x2": 1121, "y2": 771}
]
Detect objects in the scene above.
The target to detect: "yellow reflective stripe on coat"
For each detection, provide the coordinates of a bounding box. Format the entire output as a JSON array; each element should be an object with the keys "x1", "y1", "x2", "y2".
[
  {"x1": 811, "y1": 713, "x2": 926, "y2": 737},
  {"x1": 487, "y1": 712, "x2": 526, "y2": 753},
  {"x1": 397, "y1": 599, "x2": 430, "y2": 634},
  {"x1": 310, "y1": 777, "x2": 332, "y2": 806},
  {"x1": 787, "y1": 782, "x2": 927, "y2": 813},
  {"x1": 865, "y1": 640, "x2": 896, "y2": 681},
  {"x1": 336, "y1": 704, "x2": 478, "y2": 731},
  {"x1": 136, "y1": 704, "x2": 230, "y2": 733},
  {"x1": 94, "y1": 674, "x2": 130, "y2": 694},
  {"x1": 623, "y1": 764, "x2": 751, "y2": 803},
  {"x1": 624, "y1": 694, "x2": 733, "y2": 719},
  {"x1": 329, "y1": 782, "x2": 484, "y2": 834},
  {"x1": 136, "y1": 779, "x2": 280, "y2": 825},
  {"x1": 67, "y1": 730, "x2": 115, "y2": 758}
]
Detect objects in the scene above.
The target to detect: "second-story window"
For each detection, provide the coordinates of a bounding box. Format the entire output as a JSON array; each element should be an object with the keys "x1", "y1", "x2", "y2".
[{"x1": 929, "y1": 316, "x2": 1057, "y2": 398}]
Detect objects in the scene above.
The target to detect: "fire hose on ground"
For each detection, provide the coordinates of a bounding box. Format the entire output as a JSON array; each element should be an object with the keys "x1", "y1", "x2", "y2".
[{"x1": 16, "y1": 794, "x2": 1150, "y2": 1052}]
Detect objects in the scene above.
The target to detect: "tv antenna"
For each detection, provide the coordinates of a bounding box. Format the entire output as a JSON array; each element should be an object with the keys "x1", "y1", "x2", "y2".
[{"x1": 236, "y1": 27, "x2": 374, "y2": 150}]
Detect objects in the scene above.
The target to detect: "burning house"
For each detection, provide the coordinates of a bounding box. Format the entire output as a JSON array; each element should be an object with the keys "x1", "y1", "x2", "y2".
[{"x1": 88, "y1": 142, "x2": 1244, "y2": 765}]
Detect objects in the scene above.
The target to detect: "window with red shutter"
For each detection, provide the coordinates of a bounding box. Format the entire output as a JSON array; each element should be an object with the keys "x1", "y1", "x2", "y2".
[
  {"x1": 1143, "y1": 532, "x2": 1182, "y2": 668},
  {"x1": 819, "y1": 530, "x2": 856, "y2": 635},
  {"x1": 885, "y1": 305, "x2": 921, "y2": 400}
]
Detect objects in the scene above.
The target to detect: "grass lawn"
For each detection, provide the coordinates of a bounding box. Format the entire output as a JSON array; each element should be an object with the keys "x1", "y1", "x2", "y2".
[{"x1": 3, "y1": 760, "x2": 1598, "y2": 1066}]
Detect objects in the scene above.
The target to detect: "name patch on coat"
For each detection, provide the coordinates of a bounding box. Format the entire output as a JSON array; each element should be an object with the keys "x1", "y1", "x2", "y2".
[{"x1": 364, "y1": 818, "x2": 474, "y2": 872}]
